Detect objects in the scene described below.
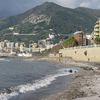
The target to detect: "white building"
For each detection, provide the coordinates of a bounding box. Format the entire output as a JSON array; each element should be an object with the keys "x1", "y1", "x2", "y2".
[
  {"x1": 13, "y1": 32, "x2": 20, "y2": 35},
  {"x1": 93, "y1": 18, "x2": 100, "y2": 38},
  {"x1": 9, "y1": 27, "x2": 14, "y2": 31},
  {"x1": 15, "y1": 43, "x2": 19, "y2": 49},
  {"x1": 49, "y1": 34, "x2": 55, "y2": 39}
]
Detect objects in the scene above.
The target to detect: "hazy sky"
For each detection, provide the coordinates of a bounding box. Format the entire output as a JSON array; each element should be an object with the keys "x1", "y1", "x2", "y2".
[
  {"x1": 45, "y1": 0, "x2": 100, "y2": 8},
  {"x1": 0, "y1": 0, "x2": 100, "y2": 17}
]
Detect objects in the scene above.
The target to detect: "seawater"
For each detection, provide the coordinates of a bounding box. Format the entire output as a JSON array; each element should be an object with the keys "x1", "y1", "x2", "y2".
[{"x1": 0, "y1": 58, "x2": 78, "y2": 100}]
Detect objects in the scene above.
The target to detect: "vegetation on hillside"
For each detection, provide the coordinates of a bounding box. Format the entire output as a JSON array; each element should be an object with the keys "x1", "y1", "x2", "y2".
[
  {"x1": 0, "y1": 2, "x2": 99, "y2": 42},
  {"x1": 51, "y1": 37, "x2": 78, "y2": 53},
  {"x1": 63, "y1": 37, "x2": 78, "y2": 47}
]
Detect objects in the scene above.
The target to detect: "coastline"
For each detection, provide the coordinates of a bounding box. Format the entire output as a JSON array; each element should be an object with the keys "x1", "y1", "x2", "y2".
[
  {"x1": 41, "y1": 57, "x2": 100, "y2": 100},
  {"x1": 1, "y1": 56, "x2": 100, "y2": 100},
  {"x1": 0, "y1": 56, "x2": 79, "y2": 100}
]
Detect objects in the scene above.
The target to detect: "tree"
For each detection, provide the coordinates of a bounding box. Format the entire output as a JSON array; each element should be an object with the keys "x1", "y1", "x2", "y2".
[
  {"x1": 63, "y1": 37, "x2": 78, "y2": 47},
  {"x1": 94, "y1": 37, "x2": 100, "y2": 44}
]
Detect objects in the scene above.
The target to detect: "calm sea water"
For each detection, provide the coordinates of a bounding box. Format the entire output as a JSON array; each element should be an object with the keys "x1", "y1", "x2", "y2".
[{"x1": 0, "y1": 58, "x2": 77, "y2": 100}]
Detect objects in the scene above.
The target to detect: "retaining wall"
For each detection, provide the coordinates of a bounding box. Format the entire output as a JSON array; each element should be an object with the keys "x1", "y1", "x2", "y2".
[{"x1": 59, "y1": 46, "x2": 100, "y2": 62}]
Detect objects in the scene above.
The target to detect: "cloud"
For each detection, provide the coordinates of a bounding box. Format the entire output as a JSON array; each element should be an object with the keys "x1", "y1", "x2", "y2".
[
  {"x1": 43, "y1": 0, "x2": 100, "y2": 9},
  {"x1": 0, "y1": 0, "x2": 100, "y2": 17},
  {"x1": 79, "y1": 0, "x2": 100, "y2": 8}
]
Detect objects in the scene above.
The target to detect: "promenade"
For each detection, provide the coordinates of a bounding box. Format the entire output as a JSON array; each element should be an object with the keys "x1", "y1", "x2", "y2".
[{"x1": 59, "y1": 45, "x2": 100, "y2": 63}]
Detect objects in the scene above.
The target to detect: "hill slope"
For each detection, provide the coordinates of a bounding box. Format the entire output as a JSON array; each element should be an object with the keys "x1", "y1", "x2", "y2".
[{"x1": 0, "y1": 2, "x2": 100, "y2": 42}]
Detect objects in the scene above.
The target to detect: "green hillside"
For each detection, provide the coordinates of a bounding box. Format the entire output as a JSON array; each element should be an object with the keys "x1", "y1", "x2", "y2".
[{"x1": 0, "y1": 2, "x2": 99, "y2": 42}]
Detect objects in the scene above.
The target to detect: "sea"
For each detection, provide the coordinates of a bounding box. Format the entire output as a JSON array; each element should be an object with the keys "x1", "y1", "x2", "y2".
[{"x1": 0, "y1": 58, "x2": 78, "y2": 100}]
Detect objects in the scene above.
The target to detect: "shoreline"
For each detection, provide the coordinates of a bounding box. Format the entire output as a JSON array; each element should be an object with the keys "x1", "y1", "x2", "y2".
[
  {"x1": 1, "y1": 56, "x2": 100, "y2": 100},
  {"x1": 41, "y1": 57, "x2": 100, "y2": 100},
  {"x1": 0, "y1": 57, "x2": 79, "y2": 100}
]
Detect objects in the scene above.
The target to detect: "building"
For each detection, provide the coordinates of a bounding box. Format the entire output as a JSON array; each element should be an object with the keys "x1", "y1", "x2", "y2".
[
  {"x1": 15, "y1": 43, "x2": 20, "y2": 49},
  {"x1": 0, "y1": 41, "x2": 5, "y2": 49},
  {"x1": 85, "y1": 35, "x2": 92, "y2": 45},
  {"x1": 9, "y1": 27, "x2": 14, "y2": 31},
  {"x1": 19, "y1": 43, "x2": 26, "y2": 52},
  {"x1": 93, "y1": 18, "x2": 100, "y2": 38},
  {"x1": 48, "y1": 34, "x2": 55, "y2": 39},
  {"x1": 73, "y1": 31, "x2": 84, "y2": 46},
  {"x1": 13, "y1": 32, "x2": 20, "y2": 35},
  {"x1": 38, "y1": 40, "x2": 47, "y2": 48}
]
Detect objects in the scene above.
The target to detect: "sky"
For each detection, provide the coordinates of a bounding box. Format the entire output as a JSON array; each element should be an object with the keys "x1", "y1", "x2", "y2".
[{"x1": 0, "y1": 0, "x2": 100, "y2": 17}]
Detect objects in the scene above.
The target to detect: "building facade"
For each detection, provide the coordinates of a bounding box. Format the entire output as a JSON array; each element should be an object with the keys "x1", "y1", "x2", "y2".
[
  {"x1": 73, "y1": 31, "x2": 84, "y2": 46},
  {"x1": 93, "y1": 18, "x2": 100, "y2": 38}
]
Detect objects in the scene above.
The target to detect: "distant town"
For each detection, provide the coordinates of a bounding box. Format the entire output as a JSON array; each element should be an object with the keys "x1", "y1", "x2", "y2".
[{"x1": 0, "y1": 18, "x2": 100, "y2": 58}]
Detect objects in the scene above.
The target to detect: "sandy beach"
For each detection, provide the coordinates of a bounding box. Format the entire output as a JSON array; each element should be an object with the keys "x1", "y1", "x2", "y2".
[
  {"x1": 42, "y1": 57, "x2": 100, "y2": 100},
  {"x1": 14, "y1": 56, "x2": 100, "y2": 100}
]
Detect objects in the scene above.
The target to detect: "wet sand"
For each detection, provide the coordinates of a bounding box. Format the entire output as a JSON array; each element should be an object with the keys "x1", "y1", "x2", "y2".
[{"x1": 42, "y1": 57, "x2": 100, "y2": 100}]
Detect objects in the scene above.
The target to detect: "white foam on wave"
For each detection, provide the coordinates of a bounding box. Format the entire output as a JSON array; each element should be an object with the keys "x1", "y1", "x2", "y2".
[
  {"x1": 0, "y1": 68, "x2": 77, "y2": 100},
  {"x1": 0, "y1": 58, "x2": 10, "y2": 62},
  {"x1": 0, "y1": 92, "x2": 18, "y2": 100}
]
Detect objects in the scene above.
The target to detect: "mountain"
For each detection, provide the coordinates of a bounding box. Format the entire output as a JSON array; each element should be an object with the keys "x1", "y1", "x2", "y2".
[
  {"x1": 75, "y1": 7, "x2": 100, "y2": 17},
  {"x1": 0, "y1": 2, "x2": 100, "y2": 42}
]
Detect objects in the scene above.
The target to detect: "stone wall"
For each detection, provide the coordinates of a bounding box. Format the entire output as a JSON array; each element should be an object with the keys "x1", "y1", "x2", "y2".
[{"x1": 59, "y1": 46, "x2": 100, "y2": 62}]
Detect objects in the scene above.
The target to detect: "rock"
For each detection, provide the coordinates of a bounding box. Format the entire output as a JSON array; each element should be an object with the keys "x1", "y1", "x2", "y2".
[
  {"x1": 69, "y1": 69, "x2": 73, "y2": 73},
  {"x1": 6, "y1": 88, "x2": 12, "y2": 94}
]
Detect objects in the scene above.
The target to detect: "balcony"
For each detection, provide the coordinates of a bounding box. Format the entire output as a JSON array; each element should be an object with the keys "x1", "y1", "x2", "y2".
[
  {"x1": 94, "y1": 32, "x2": 99, "y2": 35},
  {"x1": 94, "y1": 28, "x2": 99, "y2": 32},
  {"x1": 94, "y1": 24, "x2": 99, "y2": 28}
]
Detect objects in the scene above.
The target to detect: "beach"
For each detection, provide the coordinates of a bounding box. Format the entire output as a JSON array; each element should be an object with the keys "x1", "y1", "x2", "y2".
[
  {"x1": 0, "y1": 57, "x2": 79, "y2": 100},
  {"x1": 42, "y1": 57, "x2": 100, "y2": 100},
  {"x1": 0, "y1": 57, "x2": 99, "y2": 100}
]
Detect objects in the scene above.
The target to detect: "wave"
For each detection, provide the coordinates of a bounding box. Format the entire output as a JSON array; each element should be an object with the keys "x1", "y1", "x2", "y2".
[
  {"x1": 0, "y1": 58, "x2": 10, "y2": 62},
  {"x1": 0, "y1": 68, "x2": 78, "y2": 100}
]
